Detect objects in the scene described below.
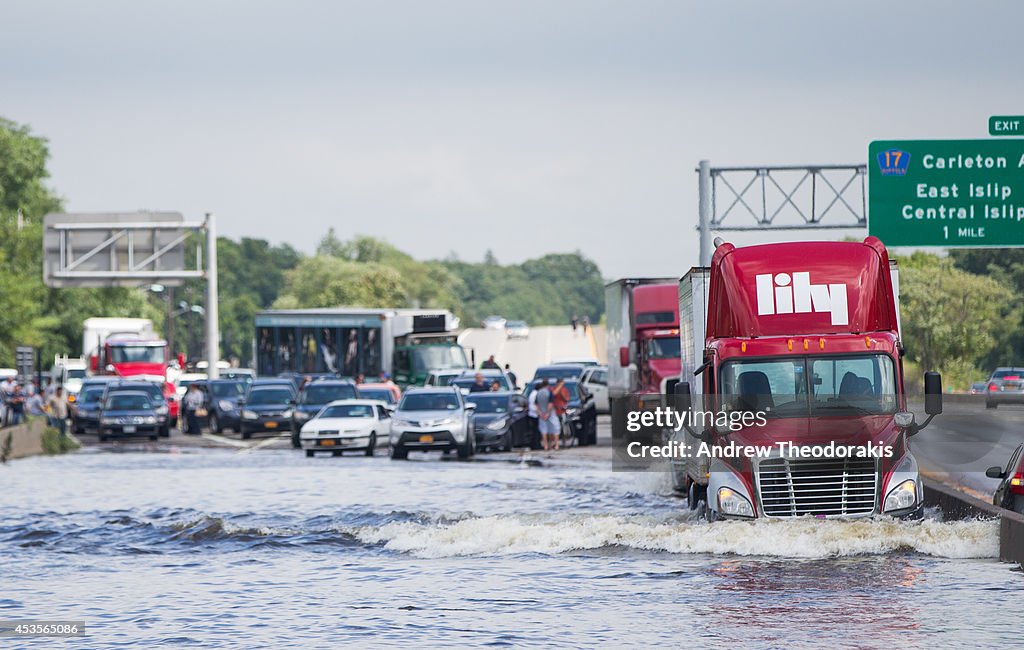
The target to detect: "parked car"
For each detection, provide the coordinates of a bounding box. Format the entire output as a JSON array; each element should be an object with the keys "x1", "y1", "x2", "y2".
[
  {"x1": 389, "y1": 387, "x2": 476, "y2": 460},
  {"x1": 299, "y1": 399, "x2": 392, "y2": 458},
  {"x1": 188, "y1": 379, "x2": 248, "y2": 433},
  {"x1": 985, "y1": 367, "x2": 1024, "y2": 408},
  {"x1": 505, "y1": 320, "x2": 530, "y2": 339},
  {"x1": 464, "y1": 391, "x2": 531, "y2": 451},
  {"x1": 240, "y1": 384, "x2": 295, "y2": 439},
  {"x1": 523, "y1": 378, "x2": 598, "y2": 446},
  {"x1": 103, "y1": 380, "x2": 171, "y2": 437},
  {"x1": 98, "y1": 390, "x2": 161, "y2": 442},
  {"x1": 532, "y1": 364, "x2": 587, "y2": 382},
  {"x1": 987, "y1": 443, "x2": 1024, "y2": 514},
  {"x1": 451, "y1": 369, "x2": 514, "y2": 393},
  {"x1": 481, "y1": 315, "x2": 507, "y2": 329},
  {"x1": 71, "y1": 379, "x2": 116, "y2": 433},
  {"x1": 357, "y1": 385, "x2": 399, "y2": 406},
  {"x1": 423, "y1": 370, "x2": 462, "y2": 387},
  {"x1": 175, "y1": 373, "x2": 208, "y2": 401},
  {"x1": 969, "y1": 382, "x2": 988, "y2": 395},
  {"x1": 290, "y1": 379, "x2": 360, "y2": 447},
  {"x1": 580, "y1": 365, "x2": 610, "y2": 413}
]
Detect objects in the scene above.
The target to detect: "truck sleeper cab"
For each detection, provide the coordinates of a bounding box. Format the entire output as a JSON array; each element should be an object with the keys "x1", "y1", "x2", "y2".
[{"x1": 674, "y1": 237, "x2": 942, "y2": 520}]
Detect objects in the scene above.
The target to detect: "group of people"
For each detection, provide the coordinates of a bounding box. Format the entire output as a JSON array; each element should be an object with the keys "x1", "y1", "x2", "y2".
[
  {"x1": 0, "y1": 376, "x2": 70, "y2": 435},
  {"x1": 528, "y1": 378, "x2": 570, "y2": 451},
  {"x1": 570, "y1": 314, "x2": 590, "y2": 336},
  {"x1": 479, "y1": 355, "x2": 518, "y2": 388}
]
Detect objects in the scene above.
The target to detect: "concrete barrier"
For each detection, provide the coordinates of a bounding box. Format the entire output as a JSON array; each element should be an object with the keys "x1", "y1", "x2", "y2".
[
  {"x1": 924, "y1": 477, "x2": 1024, "y2": 566},
  {"x1": 0, "y1": 418, "x2": 47, "y2": 461}
]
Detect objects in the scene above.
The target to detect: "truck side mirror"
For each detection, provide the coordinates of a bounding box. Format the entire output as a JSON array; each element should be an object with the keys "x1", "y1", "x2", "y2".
[
  {"x1": 986, "y1": 466, "x2": 1005, "y2": 480},
  {"x1": 673, "y1": 381, "x2": 692, "y2": 413},
  {"x1": 618, "y1": 346, "x2": 629, "y2": 367},
  {"x1": 924, "y1": 371, "x2": 943, "y2": 415}
]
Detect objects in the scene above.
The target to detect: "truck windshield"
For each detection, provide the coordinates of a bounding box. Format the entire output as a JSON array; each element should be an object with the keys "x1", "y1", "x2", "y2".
[
  {"x1": 411, "y1": 346, "x2": 469, "y2": 373},
  {"x1": 66, "y1": 369, "x2": 86, "y2": 380},
  {"x1": 646, "y1": 337, "x2": 681, "y2": 360},
  {"x1": 109, "y1": 345, "x2": 166, "y2": 364},
  {"x1": 719, "y1": 354, "x2": 897, "y2": 417}
]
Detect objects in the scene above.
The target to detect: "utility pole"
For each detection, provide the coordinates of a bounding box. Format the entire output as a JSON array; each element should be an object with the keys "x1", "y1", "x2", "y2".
[{"x1": 205, "y1": 213, "x2": 220, "y2": 379}]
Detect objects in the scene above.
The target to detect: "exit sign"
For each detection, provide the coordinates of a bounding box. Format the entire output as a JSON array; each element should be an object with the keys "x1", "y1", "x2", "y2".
[
  {"x1": 868, "y1": 139, "x2": 1024, "y2": 247},
  {"x1": 990, "y1": 116, "x2": 1024, "y2": 136}
]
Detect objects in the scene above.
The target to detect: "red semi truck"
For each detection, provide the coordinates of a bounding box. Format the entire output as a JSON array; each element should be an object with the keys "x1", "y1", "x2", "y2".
[
  {"x1": 606, "y1": 279, "x2": 683, "y2": 440},
  {"x1": 670, "y1": 237, "x2": 942, "y2": 519}
]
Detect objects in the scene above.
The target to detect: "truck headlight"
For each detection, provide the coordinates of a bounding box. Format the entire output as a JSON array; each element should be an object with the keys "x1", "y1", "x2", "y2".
[
  {"x1": 486, "y1": 417, "x2": 508, "y2": 431},
  {"x1": 718, "y1": 487, "x2": 755, "y2": 518},
  {"x1": 242, "y1": 410, "x2": 258, "y2": 420},
  {"x1": 883, "y1": 479, "x2": 918, "y2": 512},
  {"x1": 218, "y1": 400, "x2": 236, "y2": 411}
]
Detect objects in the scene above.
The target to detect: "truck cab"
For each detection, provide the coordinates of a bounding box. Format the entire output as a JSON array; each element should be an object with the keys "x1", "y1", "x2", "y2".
[
  {"x1": 673, "y1": 237, "x2": 942, "y2": 520},
  {"x1": 632, "y1": 283, "x2": 682, "y2": 396}
]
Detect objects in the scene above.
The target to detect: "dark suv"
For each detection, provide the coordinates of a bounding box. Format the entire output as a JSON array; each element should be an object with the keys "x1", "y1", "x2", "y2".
[
  {"x1": 71, "y1": 377, "x2": 118, "y2": 434},
  {"x1": 103, "y1": 380, "x2": 171, "y2": 436},
  {"x1": 240, "y1": 384, "x2": 296, "y2": 439},
  {"x1": 98, "y1": 390, "x2": 161, "y2": 442},
  {"x1": 181, "y1": 379, "x2": 248, "y2": 433},
  {"x1": 290, "y1": 379, "x2": 360, "y2": 447}
]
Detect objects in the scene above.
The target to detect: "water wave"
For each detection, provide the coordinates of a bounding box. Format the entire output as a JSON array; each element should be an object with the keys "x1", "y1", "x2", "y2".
[{"x1": 355, "y1": 514, "x2": 999, "y2": 560}]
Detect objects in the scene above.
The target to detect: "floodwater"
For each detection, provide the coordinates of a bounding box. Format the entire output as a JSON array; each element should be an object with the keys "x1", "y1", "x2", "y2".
[{"x1": 1, "y1": 447, "x2": 1020, "y2": 648}]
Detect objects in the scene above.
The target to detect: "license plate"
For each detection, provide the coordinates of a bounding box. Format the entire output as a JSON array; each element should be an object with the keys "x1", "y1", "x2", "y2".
[
  {"x1": 319, "y1": 439, "x2": 336, "y2": 447},
  {"x1": 265, "y1": 421, "x2": 278, "y2": 429},
  {"x1": 123, "y1": 425, "x2": 136, "y2": 433},
  {"x1": 419, "y1": 434, "x2": 434, "y2": 443}
]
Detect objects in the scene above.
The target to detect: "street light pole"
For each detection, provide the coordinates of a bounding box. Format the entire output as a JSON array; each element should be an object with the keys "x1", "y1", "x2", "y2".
[{"x1": 205, "y1": 213, "x2": 220, "y2": 380}]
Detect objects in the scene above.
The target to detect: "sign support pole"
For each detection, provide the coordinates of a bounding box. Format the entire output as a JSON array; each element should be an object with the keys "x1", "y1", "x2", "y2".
[
  {"x1": 205, "y1": 213, "x2": 220, "y2": 379},
  {"x1": 698, "y1": 159, "x2": 712, "y2": 266}
]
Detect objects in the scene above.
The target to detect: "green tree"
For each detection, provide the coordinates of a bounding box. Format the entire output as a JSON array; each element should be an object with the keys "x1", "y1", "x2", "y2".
[{"x1": 899, "y1": 252, "x2": 1011, "y2": 388}]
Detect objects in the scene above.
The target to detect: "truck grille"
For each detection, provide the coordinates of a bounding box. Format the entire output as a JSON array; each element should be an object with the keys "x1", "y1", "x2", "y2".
[{"x1": 756, "y1": 456, "x2": 877, "y2": 517}]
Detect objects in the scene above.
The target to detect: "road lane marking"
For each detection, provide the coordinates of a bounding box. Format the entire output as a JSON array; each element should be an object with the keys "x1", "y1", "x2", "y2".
[{"x1": 200, "y1": 433, "x2": 250, "y2": 449}]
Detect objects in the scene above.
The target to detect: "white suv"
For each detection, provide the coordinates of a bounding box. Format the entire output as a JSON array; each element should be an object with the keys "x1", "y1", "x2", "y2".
[{"x1": 390, "y1": 388, "x2": 476, "y2": 460}]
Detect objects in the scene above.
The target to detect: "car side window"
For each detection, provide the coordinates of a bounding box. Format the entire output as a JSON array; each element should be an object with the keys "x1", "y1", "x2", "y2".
[{"x1": 377, "y1": 405, "x2": 389, "y2": 419}]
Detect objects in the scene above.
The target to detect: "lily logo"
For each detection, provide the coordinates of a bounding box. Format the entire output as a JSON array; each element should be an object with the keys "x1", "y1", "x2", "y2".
[{"x1": 755, "y1": 272, "x2": 849, "y2": 326}]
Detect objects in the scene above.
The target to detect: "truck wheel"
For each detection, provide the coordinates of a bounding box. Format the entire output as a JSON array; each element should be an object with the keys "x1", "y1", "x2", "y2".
[
  {"x1": 688, "y1": 481, "x2": 707, "y2": 512},
  {"x1": 365, "y1": 433, "x2": 376, "y2": 457},
  {"x1": 390, "y1": 444, "x2": 408, "y2": 460}
]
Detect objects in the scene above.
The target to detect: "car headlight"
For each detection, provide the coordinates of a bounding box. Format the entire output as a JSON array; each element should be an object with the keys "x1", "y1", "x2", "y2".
[
  {"x1": 718, "y1": 487, "x2": 755, "y2": 518},
  {"x1": 281, "y1": 409, "x2": 293, "y2": 419},
  {"x1": 486, "y1": 417, "x2": 508, "y2": 431},
  {"x1": 100, "y1": 417, "x2": 116, "y2": 425},
  {"x1": 143, "y1": 416, "x2": 157, "y2": 424},
  {"x1": 392, "y1": 417, "x2": 412, "y2": 428},
  {"x1": 565, "y1": 407, "x2": 580, "y2": 418},
  {"x1": 242, "y1": 410, "x2": 258, "y2": 420},
  {"x1": 883, "y1": 479, "x2": 918, "y2": 512},
  {"x1": 218, "y1": 400, "x2": 236, "y2": 411},
  {"x1": 155, "y1": 405, "x2": 169, "y2": 415},
  {"x1": 437, "y1": 416, "x2": 457, "y2": 426},
  {"x1": 295, "y1": 410, "x2": 311, "y2": 420}
]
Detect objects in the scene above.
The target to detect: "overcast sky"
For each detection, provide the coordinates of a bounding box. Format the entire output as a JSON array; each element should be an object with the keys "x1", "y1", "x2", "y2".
[{"x1": 3, "y1": 1, "x2": 1023, "y2": 279}]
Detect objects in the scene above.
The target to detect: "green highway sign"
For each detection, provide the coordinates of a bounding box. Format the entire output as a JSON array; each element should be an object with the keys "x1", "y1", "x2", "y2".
[
  {"x1": 990, "y1": 116, "x2": 1024, "y2": 136},
  {"x1": 868, "y1": 139, "x2": 1024, "y2": 247}
]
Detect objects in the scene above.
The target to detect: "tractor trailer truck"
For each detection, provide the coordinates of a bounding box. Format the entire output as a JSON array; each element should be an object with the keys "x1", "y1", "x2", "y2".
[{"x1": 669, "y1": 237, "x2": 943, "y2": 520}]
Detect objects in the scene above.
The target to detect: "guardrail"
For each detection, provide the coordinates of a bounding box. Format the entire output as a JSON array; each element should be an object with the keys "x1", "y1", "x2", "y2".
[{"x1": 923, "y1": 478, "x2": 1024, "y2": 566}]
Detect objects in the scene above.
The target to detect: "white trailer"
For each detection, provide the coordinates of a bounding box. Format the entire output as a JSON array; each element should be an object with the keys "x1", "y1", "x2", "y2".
[{"x1": 82, "y1": 317, "x2": 156, "y2": 360}]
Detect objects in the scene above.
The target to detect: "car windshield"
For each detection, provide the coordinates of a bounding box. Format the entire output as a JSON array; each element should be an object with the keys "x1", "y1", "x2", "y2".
[
  {"x1": 105, "y1": 394, "x2": 150, "y2": 410},
  {"x1": 320, "y1": 404, "x2": 374, "y2": 419},
  {"x1": 247, "y1": 388, "x2": 292, "y2": 405},
  {"x1": 82, "y1": 388, "x2": 105, "y2": 403},
  {"x1": 359, "y1": 388, "x2": 396, "y2": 404},
  {"x1": 646, "y1": 337, "x2": 681, "y2": 360},
  {"x1": 108, "y1": 345, "x2": 166, "y2": 364},
  {"x1": 118, "y1": 384, "x2": 161, "y2": 398},
  {"x1": 400, "y1": 393, "x2": 460, "y2": 411},
  {"x1": 506, "y1": 321, "x2": 527, "y2": 328},
  {"x1": 453, "y1": 376, "x2": 510, "y2": 390},
  {"x1": 992, "y1": 370, "x2": 1024, "y2": 380},
  {"x1": 411, "y1": 346, "x2": 470, "y2": 373},
  {"x1": 301, "y1": 384, "x2": 357, "y2": 405},
  {"x1": 719, "y1": 354, "x2": 898, "y2": 418},
  {"x1": 464, "y1": 395, "x2": 508, "y2": 413},
  {"x1": 211, "y1": 382, "x2": 245, "y2": 398},
  {"x1": 534, "y1": 366, "x2": 583, "y2": 380}
]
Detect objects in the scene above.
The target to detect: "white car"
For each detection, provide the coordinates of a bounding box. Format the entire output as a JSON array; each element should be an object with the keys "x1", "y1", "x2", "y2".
[
  {"x1": 299, "y1": 399, "x2": 392, "y2": 458},
  {"x1": 481, "y1": 315, "x2": 507, "y2": 330},
  {"x1": 505, "y1": 320, "x2": 530, "y2": 339},
  {"x1": 580, "y1": 366, "x2": 610, "y2": 413}
]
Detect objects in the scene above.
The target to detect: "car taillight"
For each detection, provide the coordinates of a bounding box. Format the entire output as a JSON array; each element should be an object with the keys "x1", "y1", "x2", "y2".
[
  {"x1": 988, "y1": 383, "x2": 999, "y2": 391},
  {"x1": 1011, "y1": 472, "x2": 1024, "y2": 496}
]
